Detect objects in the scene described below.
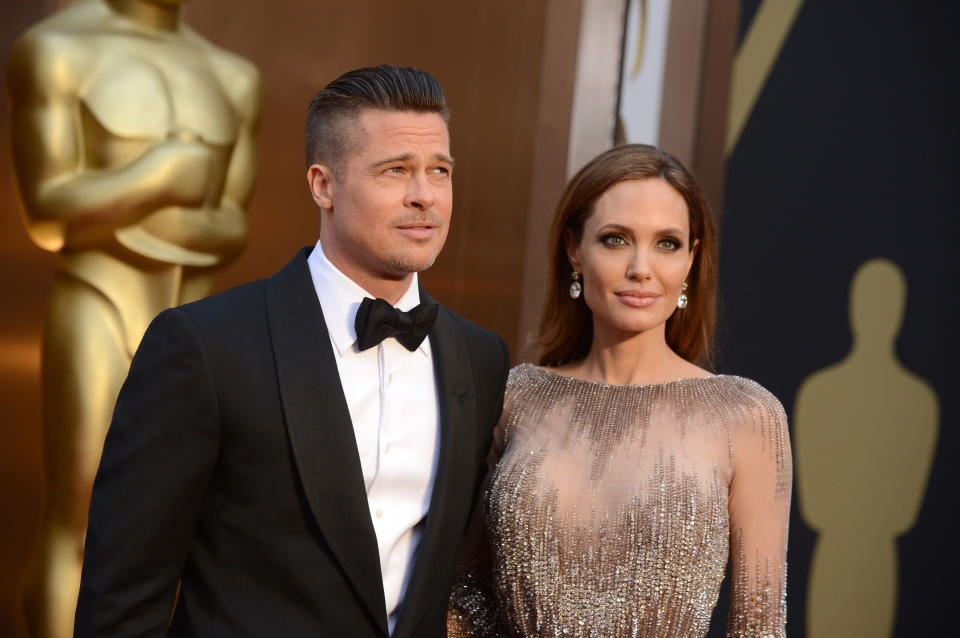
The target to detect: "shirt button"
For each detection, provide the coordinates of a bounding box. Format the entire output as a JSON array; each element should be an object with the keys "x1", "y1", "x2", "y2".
[
  {"x1": 375, "y1": 509, "x2": 383, "y2": 519},
  {"x1": 388, "y1": 373, "x2": 393, "y2": 383},
  {"x1": 384, "y1": 442, "x2": 392, "y2": 453}
]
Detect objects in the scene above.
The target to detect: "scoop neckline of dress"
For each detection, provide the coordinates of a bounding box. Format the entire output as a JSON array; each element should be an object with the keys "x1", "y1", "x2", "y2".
[{"x1": 521, "y1": 362, "x2": 724, "y2": 390}]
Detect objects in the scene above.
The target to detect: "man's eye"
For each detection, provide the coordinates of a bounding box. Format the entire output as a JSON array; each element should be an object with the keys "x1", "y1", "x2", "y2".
[
  {"x1": 430, "y1": 167, "x2": 450, "y2": 176},
  {"x1": 385, "y1": 166, "x2": 404, "y2": 174}
]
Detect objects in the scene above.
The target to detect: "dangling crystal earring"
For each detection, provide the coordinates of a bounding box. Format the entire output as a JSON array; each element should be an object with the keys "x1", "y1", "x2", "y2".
[
  {"x1": 677, "y1": 281, "x2": 689, "y2": 309},
  {"x1": 569, "y1": 271, "x2": 582, "y2": 299}
]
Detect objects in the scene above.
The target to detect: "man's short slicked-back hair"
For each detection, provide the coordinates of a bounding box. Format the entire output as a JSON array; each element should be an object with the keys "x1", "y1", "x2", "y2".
[{"x1": 304, "y1": 65, "x2": 450, "y2": 173}]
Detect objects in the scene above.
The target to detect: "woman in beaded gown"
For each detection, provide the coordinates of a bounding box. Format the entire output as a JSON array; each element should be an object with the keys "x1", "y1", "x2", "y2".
[{"x1": 448, "y1": 145, "x2": 791, "y2": 638}]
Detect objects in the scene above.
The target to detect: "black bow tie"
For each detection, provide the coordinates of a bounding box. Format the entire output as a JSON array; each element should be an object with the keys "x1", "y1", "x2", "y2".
[{"x1": 354, "y1": 297, "x2": 438, "y2": 352}]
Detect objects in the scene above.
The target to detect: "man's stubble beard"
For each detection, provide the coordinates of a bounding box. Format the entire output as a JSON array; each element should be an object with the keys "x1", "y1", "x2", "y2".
[
  {"x1": 386, "y1": 212, "x2": 447, "y2": 274},
  {"x1": 387, "y1": 247, "x2": 439, "y2": 274}
]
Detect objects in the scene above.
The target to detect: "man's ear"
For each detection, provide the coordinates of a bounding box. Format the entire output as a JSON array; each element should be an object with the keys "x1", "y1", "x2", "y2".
[
  {"x1": 564, "y1": 228, "x2": 582, "y2": 273},
  {"x1": 307, "y1": 164, "x2": 336, "y2": 211}
]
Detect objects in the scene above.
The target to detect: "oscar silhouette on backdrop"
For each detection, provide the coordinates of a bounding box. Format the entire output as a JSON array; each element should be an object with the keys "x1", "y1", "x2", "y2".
[
  {"x1": 6, "y1": 1, "x2": 261, "y2": 635},
  {"x1": 794, "y1": 257, "x2": 938, "y2": 638}
]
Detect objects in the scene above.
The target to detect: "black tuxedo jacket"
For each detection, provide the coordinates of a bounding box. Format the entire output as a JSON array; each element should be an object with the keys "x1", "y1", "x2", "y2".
[{"x1": 75, "y1": 248, "x2": 510, "y2": 637}]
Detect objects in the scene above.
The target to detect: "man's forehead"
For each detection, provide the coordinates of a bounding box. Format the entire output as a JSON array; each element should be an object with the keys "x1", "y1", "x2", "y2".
[{"x1": 355, "y1": 109, "x2": 450, "y2": 147}]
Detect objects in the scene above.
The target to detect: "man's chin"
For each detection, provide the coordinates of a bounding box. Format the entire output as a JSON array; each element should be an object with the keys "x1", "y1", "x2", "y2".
[{"x1": 387, "y1": 252, "x2": 439, "y2": 275}]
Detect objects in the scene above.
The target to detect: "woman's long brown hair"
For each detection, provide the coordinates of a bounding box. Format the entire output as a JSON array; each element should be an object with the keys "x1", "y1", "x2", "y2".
[{"x1": 537, "y1": 144, "x2": 718, "y2": 368}]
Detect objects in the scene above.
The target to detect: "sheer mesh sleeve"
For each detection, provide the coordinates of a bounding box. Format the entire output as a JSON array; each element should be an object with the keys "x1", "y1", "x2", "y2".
[
  {"x1": 447, "y1": 390, "x2": 513, "y2": 637},
  {"x1": 726, "y1": 386, "x2": 792, "y2": 638},
  {"x1": 446, "y1": 501, "x2": 505, "y2": 637}
]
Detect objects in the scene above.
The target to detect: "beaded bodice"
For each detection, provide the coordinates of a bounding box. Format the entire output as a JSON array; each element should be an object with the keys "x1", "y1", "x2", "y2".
[{"x1": 449, "y1": 364, "x2": 791, "y2": 638}]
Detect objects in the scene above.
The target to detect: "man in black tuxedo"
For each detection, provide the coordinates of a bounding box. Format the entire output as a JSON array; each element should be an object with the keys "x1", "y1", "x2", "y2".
[{"x1": 75, "y1": 65, "x2": 510, "y2": 637}]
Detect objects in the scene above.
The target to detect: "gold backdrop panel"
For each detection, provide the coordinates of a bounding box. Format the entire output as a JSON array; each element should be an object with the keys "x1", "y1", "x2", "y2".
[{"x1": 6, "y1": 1, "x2": 262, "y2": 636}]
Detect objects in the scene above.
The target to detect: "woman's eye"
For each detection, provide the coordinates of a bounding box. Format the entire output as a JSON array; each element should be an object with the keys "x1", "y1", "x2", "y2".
[
  {"x1": 601, "y1": 234, "x2": 627, "y2": 247},
  {"x1": 657, "y1": 238, "x2": 681, "y2": 250}
]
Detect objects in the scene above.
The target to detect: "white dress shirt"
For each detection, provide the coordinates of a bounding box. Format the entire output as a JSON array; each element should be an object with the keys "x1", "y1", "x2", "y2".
[{"x1": 306, "y1": 240, "x2": 440, "y2": 634}]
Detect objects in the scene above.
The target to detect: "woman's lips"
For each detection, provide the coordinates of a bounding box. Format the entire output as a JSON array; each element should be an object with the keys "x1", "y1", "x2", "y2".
[{"x1": 615, "y1": 290, "x2": 660, "y2": 307}]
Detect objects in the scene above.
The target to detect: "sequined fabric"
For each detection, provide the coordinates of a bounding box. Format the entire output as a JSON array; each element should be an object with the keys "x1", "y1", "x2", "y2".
[{"x1": 449, "y1": 364, "x2": 791, "y2": 638}]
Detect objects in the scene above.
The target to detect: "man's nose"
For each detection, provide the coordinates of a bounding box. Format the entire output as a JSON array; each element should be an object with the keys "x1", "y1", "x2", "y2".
[{"x1": 403, "y1": 172, "x2": 436, "y2": 211}]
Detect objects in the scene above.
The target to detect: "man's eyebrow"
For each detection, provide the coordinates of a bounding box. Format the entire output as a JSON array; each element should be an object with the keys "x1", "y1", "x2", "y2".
[
  {"x1": 433, "y1": 152, "x2": 455, "y2": 168},
  {"x1": 370, "y1": 153, "x2": 455, "y2": 168},
  {"x1": 371, "y1": 153, "x2": 414, "y2": 168}
]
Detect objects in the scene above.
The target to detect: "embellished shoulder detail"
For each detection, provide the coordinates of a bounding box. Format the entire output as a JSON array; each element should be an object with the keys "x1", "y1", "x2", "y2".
[
  {"x1": 504, "y1": 362, "x2": 543, "y2": 389},
  {"x1": 712, "y1": 375, "x2": 789, "y2": 432},
  {"x1": 713, "y1": 376, "x2": 791, "y2": 500}
]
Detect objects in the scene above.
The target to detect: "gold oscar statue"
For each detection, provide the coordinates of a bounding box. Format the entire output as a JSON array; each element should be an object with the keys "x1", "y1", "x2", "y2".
[
  {"x1": 794, "y1": 258, "x2": 939, "y2": 638},
  {"x1": 6, "y1": 1, "x2": 261, "y2": 635}
]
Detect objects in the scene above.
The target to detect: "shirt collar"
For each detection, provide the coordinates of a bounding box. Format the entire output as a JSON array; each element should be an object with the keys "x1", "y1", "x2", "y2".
[{"x1": 306, "y1": 239, "x2": 425, "y2": 357}]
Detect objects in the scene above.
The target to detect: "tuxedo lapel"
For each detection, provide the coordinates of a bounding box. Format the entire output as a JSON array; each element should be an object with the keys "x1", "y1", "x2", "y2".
[
  {"x1": 266, "y1": 248, "x2": 388, "y2": 635},
  {"x1": 393, "y1": 291, "x2": 478, "y2": 638}
]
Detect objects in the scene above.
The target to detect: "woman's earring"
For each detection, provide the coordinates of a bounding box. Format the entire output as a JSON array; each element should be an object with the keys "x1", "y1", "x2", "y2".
[
  {"x1": 569, "y1": 271, "x2": 582, "y2": 299},
  {"x1": 677, "y1": 281, "x2": 689, "y2": 309}
]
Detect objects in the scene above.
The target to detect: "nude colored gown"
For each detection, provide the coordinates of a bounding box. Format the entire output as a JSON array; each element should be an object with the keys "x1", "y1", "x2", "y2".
[{"x1": 449, "y1": 364, "x2": 791, "y2": 638}]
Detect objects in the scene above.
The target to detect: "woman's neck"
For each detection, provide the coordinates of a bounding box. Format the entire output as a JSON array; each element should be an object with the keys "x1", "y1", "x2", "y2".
[{"x1": 566, "y1": 324, "x2": 690, "y2": 386}]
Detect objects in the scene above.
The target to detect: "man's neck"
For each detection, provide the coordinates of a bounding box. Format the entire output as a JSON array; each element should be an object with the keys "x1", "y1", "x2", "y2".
[
  {"x1": 318, "y1": 243, "x2": 414, "y2": 305},
  {"x1": 354, "y1": 276, "x2": 413, "y2": 306}
]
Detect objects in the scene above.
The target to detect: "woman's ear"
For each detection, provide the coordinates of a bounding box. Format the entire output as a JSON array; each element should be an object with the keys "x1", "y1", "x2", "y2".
[
  {"x1": 307, "y1": 164, "x2": 336, "y2": 211},
  {"x1": 686, "y1": 237, "x2": 700, "y2": 278},
  {"x1": 564, "y1": 228, "x2": 582, "y2": 273}
]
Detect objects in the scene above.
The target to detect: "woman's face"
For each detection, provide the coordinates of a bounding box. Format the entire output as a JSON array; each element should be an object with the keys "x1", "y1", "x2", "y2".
[{"x1": 567, "y1": 178, "x2": 697, "y2": 340}]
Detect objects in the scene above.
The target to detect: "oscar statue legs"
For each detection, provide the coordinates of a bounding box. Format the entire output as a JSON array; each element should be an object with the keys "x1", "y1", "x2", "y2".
[{"x1": 22, "y1": 275, "x2": 131, "y2": 638}]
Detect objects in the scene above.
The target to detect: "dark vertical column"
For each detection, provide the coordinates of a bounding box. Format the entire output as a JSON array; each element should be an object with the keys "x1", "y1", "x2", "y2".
[
  {"x1": 515, "y1": 0, "x2": 582, "y2": 362},
  {"x1": 658, "y1": 0, "x2": 709, "y2": 168},
  {"x1": 691, "y1": 0, "x2": 741, "y2": 219}
]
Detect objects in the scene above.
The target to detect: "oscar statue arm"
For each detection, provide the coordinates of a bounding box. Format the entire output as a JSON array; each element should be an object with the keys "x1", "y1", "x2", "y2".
[
  {"x1": 174, "y1": 59, "x2": 262, "y2": 302},
  {"x1": 75, "y1": 307, "x2": 220, "y2": 636},
  {"x1": 167, "y1": 60, "x2": 263, "y2": 261},
  {"x1": 6, "y1": 31, "x2": 216, "y2": 252},
  {"x1": 218, "y1": 61, "x2": 262, "y2": 216}
]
